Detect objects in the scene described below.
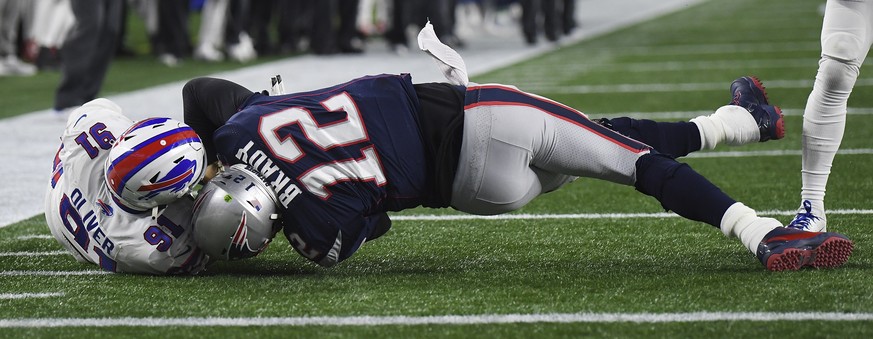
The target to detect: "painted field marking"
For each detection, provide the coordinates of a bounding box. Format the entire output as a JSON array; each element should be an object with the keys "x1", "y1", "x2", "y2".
[
  {"x1": 390, "y1": 208, "x2": 873, "y2": 221},
  {"x1": 599, "y1": 107, "x2": 873, "y2": 119},
  {"x1": 0, "y1": 251, "x2": 66, "y2": 257},
  {"x1": 687, "y1": 148, "x2": 873, "y2": 158},
  {"x1": 527, "y1": 78, "x2": 873, "y2": 94},
  {"x1": 14, "y1": 235, "x2": 53, "y2": 240},
  {"x1": 1, "y1": 312, "x2": 872, "y2": 328},
  {"x1": 0, "y1": 270, "x2": 110, "y2": 277},
  {"x1": 0, "y1": 292, "x2": 64, "y2": 300}
]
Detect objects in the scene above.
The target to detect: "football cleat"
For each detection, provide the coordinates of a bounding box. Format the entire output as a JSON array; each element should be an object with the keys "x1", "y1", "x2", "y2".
[
  {"x1": 730, "y1": 76, "x2": 770, "y2": 107},
  {"x1": 787, "y1": 200, "x2": 827, "y2": 232},
  {"x1": 756, "y1": 227, "x2": 852, "y2": 271},
  {"x1": 729, "y1": 76, "x2": 785, "y2": 141}
]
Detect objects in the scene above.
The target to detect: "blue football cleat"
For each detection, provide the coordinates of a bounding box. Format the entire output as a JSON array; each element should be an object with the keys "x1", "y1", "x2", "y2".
[
  {"x1": 729, "y1": 76, "x2": 785, "y2": 141},
  {"x1": 730, "y1": 76, "x2": 770, "y2": 107},
  {"x1": 756, "y1": 227, "x2": 853, "y2": 271}
]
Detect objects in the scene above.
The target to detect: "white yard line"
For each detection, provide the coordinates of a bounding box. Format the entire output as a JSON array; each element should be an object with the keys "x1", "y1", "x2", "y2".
[
  {"x1": 0, "y1": 292, "x2": 64, "y2": 300},
  {"x1": 1, "y1": 312, "x2": 872, "y2": 328},
  {"x1": 598, "y1": 107, "x2": 873, "y2": 119},
  {"x1": 0, "y1": 270, "x2": 109, "y2": 277},
  {"x1": 0, "y1": 250, "x2": 66, "y2": 257},
  {"x1": 526, "y1": 78, "x2": 873, "y2": 94},
  {"x1": 686, "y1": 148, "x2": 873, "y2": 158},
  {"x1": 14, "y1": 235, "x2": 53, "y2": 240},
  {"x1": 0, "y1": 0, "x2": 705, "y2": 227},
  {"x1": 390, "y1": 208, "x2": 873, "y2": 221}
]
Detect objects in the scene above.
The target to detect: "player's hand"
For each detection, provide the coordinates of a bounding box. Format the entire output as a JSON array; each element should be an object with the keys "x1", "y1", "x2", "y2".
[{"x1": 201, "y1": 162, "x2": 223, "y2": 183}]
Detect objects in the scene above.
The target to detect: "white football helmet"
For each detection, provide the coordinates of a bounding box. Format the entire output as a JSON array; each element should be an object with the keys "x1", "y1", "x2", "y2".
[
  {"x1": 104, "y1": 117, "x2": 207, "y2": 210},
  {"x1": 191, "y1": 164, "x2": 281, "y2": 261}
]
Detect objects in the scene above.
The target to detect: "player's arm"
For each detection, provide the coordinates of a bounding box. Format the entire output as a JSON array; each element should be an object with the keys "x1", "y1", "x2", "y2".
[
  {"x1": 182, "y1": 77, "x2": 256, "y2": 163},
  {"x1": 116, "y1": 198, "x2": 211, "y2": 275},
  {"x1": 366, "y1": 212, "x2": 392, "y2": 242},
  {"x1": 284, "y1": 204, "x2": 390, "y2": 267}
]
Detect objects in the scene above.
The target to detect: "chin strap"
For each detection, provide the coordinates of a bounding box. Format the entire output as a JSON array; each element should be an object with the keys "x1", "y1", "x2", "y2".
[
  {"x1": 151, "y1": 206, "x2": 160, "y2": 220},
  {"x1": 417, "y1": 21, "x2": 469, "y2": 86}
]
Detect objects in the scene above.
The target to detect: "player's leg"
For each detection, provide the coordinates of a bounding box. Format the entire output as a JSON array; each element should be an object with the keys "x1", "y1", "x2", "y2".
[
  {"x1": 450, "y1": 102, "x2": 557, "y2": 215},
  {"x1": 791, "y1": 0, "x2": 873, "y2": 232},
  {"x1": 453, "y1": 84, "x2": 853, "y2": 270},
  {"x1": 598, "y1": 77, "x2": 784, "y2": 157},
  {"x1": 455, "y1": 85, "x2": 746, "y2": 226}
]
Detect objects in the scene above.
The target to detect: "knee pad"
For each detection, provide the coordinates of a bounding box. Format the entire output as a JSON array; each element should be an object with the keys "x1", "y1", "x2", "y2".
[
  {"x1": 822, "y1": 31, "x2": 865, "y2": 63},
  {"x1": 633, "y1": 153, "x2": 684, "y2": 199}
]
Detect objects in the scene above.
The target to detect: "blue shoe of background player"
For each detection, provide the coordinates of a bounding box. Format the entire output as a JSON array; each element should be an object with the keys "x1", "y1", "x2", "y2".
[
  {"x1": 729, "y1": 76, "x2": 785, "y2": 141},
  {"x1": 756, "y1": 227, "x2": 853, "y2": 271}
]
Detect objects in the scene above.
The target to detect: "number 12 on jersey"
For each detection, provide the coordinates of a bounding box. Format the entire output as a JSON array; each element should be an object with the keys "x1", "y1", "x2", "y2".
[{"x1": 257, "y1": 92, "x2": 387, "y2": 200}]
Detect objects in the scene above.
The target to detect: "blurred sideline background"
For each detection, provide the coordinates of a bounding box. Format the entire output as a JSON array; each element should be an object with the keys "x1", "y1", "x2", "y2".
[{"x1": 0, "y1": 0, "x2": 700, "y2": 227}]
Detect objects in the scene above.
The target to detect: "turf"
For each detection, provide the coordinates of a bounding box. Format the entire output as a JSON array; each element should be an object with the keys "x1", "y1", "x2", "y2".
[{"x1": 3, "y1": 0, "x2": 873, "y2": 337}]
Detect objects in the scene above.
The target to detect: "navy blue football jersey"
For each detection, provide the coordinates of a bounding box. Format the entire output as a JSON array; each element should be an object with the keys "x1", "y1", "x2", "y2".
[{"x1": 212, "y1": 74, "x2": 432, "y2": 266}]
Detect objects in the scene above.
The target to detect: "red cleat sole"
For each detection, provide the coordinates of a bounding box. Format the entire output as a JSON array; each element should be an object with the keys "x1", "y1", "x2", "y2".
[{"x1": 765, "y1": 237, "x2": 854, "y2": 271}]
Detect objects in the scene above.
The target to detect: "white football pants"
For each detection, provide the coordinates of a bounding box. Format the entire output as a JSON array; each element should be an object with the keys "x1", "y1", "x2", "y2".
[
  {"x1": 800, "y1": 0, "x2": 873, "y2": 213},
  {"x1": 450, "y1": 84, "x2": 652, "y2": 215}
]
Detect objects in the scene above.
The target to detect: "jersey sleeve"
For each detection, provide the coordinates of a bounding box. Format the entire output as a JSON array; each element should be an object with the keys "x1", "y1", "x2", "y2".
[
  {"x1": 111, "y1": 197, "x2": 210, "y2": 275},
  {"x1": 62, "y1": 98, "x2": 133, "y2": 142},
  {"x1": 182, "y1": 77, "x2": 256, "y2": 163},
  {"x1": 45, "y1": 98, "x2": 210, "y2": 275},
  {"x1": 283, "y1": 195, "x2": 389, "y2": 267}
]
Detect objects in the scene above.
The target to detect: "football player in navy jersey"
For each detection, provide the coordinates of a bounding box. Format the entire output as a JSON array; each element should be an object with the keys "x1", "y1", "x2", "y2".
[{"x1": 182, "y1": 73, "x2": 855, "y2": 272}]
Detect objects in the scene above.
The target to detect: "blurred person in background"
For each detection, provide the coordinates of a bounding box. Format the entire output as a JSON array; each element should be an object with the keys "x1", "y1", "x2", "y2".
[
  {"x1": 520, "y1": 0, "x2": 558, "y2": 44},
  {"x1": 786, "y1": 0, "x2": 873, "y2": 232},
  {"x1": 0, "y1": 0, "x2": 37, "y2": 76},
  {"x1": 153, "y1": 0, "x2": 191, "y2": 66},
  {"x1": 310, "y1": 0, "x2": 361, "y2": 54},
  {"x1": 194, "y1": 0, "x2": 257, "y2": 62},
  {"x1": 53, "y1": 0, "x2": 122, "y2": 113},
  {"x1": 386, "y1": 0, "x2": 463, "y2": 54},
  {"x1": 520, "y1": 0, "x2": 575, "y2": 45},
  {"x1": 23, "y1": 0, "x2": 74, "y2": 71}
]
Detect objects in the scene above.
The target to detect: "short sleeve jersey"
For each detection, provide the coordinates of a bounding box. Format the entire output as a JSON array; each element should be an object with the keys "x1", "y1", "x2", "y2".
[{"x1": 212, "y1": 74, "x2": 435, "y2": 266}]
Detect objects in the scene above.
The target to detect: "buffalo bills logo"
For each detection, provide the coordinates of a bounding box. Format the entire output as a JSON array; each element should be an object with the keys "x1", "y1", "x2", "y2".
[
  {"x1": 96, "y1": 199, "x2": 114, "y2": 216},
  {"x1": 137, "y1": 158, "x2": 198, "y2": 200},
  {"x1": 226, "y1": 213, "x2": 268, "y2": 260}
]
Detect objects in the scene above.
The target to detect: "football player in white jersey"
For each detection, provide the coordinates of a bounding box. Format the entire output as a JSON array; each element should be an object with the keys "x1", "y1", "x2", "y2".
[
  {"x1": 44, "y1": 98, "x2": 211, "y2": 274},
  {"x1": 787, "y1": 0, "x2": 873, "y2": 232}
]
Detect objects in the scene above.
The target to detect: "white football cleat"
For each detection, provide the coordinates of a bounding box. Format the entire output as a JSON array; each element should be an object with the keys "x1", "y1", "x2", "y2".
[
  {"x1": 787, "y1": 200, "x2": 827, "y2": 232},
  {"x1": 194, "y1": 44, "x2": 224, "y2": 62}
]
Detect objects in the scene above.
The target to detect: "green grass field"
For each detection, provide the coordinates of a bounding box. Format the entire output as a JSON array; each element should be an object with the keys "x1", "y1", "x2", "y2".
[{"x1": 3, "y1": 0, "x2": 873, "y2": 337}]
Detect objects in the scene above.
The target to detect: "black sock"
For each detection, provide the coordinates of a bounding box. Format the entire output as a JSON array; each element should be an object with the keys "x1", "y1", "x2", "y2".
[{"x1": 634, "y1": 153, "x2": 735, "y2": 227}]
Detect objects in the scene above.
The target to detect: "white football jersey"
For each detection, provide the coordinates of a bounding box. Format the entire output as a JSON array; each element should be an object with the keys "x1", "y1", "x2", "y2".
[{"x1": 44, "y1": 99, "x2": 209, "y2": 274}]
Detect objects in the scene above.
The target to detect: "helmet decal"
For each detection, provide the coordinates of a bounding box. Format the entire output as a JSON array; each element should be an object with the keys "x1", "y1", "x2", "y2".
[
  {"x1": 227, "y1": 212, "x2": 263, "y2": 260},
  {"x1": 247, "y1": 197, "x2": 262, "y2": 211},
  {"x1": 137, "y1": 159, "x2": 198, "y2": 200},
  {"x1": 104, "y1": 117, "x2": 206, "y2": 211},
  {"x1": 106, "y1": 126, "x2": 200, "y2": 195}
]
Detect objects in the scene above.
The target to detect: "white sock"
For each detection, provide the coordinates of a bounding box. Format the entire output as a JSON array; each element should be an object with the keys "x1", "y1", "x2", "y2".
[
  {"x1": 800, "y1": 57, "x2": 852, "y2": 214},
  {"x1": 691, "y1": 105, "x2": 758, "y2": 149},
  {"x1": 720, "y1": 202, "x2": 781, "y2": 253}
]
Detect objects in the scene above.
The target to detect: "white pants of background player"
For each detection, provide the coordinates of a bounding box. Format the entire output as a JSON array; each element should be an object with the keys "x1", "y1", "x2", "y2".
[{"x1": 798, "y1": 0, "x2": 873, "y2": 229}]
